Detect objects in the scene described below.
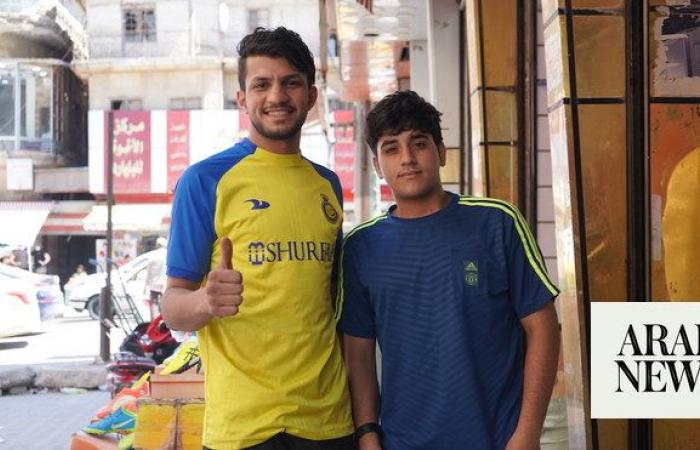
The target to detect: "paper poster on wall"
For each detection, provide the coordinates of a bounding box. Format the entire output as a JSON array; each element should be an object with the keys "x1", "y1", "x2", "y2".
[
  {"x1": 6, "y1": 159, "x2": 33, "y2": 191},
  {"x1": 95, "y1": 233, "x2": 138, "y2": 269}
]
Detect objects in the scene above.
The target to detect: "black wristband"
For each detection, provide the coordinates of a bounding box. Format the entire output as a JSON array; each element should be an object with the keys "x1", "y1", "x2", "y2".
[{"x1": 354, "y1": 422, "x2": 382, "y2": 442}]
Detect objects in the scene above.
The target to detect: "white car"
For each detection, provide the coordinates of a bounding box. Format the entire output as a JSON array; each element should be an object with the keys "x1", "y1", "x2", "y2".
[
  {"x1": 64, "y1": 249, "x2": 165, "y2": 322},
  {"x1": 0, "y1": 264, "x2": 64, "y2": 320},
  {"x1": 0, "y1": 278, "x2": 42, "y2": 338}
]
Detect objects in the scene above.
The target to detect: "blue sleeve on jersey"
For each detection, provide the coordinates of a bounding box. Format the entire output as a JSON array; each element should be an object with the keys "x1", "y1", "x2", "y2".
[
  {"x1": 166, "y1": 165, "x2": 217, "y2": 282},
  {"x1": 503, "y1": 213, "x2": 558, "y2": 318},
  {"x1": 308, "y1": 160, "x2": 344, "y2": 208},
  {"x1": 308, "y1": 161, "x2": 345, "y2": 284},
  {"x1": 337, "y1": 236, "x2": 376, "y2": 338}
]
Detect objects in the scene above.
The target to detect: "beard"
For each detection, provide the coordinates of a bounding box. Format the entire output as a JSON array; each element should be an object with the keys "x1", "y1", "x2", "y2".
[{"x1": 250, "y1": 111, "x2": 308, "y2": 141}]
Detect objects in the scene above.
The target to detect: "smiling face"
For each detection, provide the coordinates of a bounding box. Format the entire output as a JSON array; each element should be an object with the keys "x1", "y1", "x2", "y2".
[
  {"x1": 236, "y1": 55, "x2": 317, "y2": 150},
  {"x1": 373, "y1": 128, "x2": 446, "y2": 202}
]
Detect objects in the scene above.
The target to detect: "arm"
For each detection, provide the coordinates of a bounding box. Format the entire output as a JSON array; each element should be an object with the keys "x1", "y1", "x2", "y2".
[
  {"x1": 506, "y1": 302, "x2": 560, "y2": 450},
  {"x1": 161, "y1": 277, "x2": 211, "y2": 331},
  {"x1": 161, "y1": 238, "x2": 243, "y2": 332},
  {"x1": 343, "y1": 334, "x2": 382, "y2": 450}
]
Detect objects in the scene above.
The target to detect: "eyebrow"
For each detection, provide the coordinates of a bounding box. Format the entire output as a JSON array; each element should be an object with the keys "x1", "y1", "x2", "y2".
[
  {"x1": 379, "y1": 138, "x2": 398, "y2": 149},
  {"x1": 250, "y1": 73, "x2": 305, "y2": 83},
  {"x1": 380, "y1": 131, "x2": 428, "y2": 147},
  {"x1": 282, "y1": 73, "x2": 305, "y2": 81}
]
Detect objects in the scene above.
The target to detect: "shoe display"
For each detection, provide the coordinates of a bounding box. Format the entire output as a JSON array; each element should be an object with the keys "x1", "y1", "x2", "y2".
[
  {"x1": 160, "y1": 339, "x2": 201, "y2": 375},
  {"x1": 93, "y1": 372, "x2": 150, "y2": 421},
  {"x1": 117, "y1": 433, "x2": 135, "y2": 450},
  {"x1": 82, "y1": 406, "x2": 137, "y2": 435}
]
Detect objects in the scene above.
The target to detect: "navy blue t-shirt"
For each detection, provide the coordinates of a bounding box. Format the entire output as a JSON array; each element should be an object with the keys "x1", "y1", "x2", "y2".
[{"x1": 337, "y1": 192, "x2": 559, "y2": 450}]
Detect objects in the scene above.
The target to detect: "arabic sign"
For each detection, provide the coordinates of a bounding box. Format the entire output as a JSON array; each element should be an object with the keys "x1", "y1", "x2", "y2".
[
  {"x1": 106, "y1": 111, "x2": 152, "y2": 193},
  {"x1": 167, "y1": 111, "x2": 189, "y2": 192}
]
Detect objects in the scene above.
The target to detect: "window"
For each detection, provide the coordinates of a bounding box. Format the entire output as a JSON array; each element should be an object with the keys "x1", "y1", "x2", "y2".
[
  {"x1": 111, "y1": 99, "x2": 142, "y2": 111},
  {"x1": 0, "y1": 67, "x2": 15, "y2": 145},
  {"x1": 0, "y1": 63, "x2": 54, "y2": 152},
  {"x1": 248, "y1": 9, "x2": 270, "y2": 33},
  {"x1": 124, "y1": 7, "x2": 156, "y2": 43},
  {"x1": 169, "y1": 97, "x2": 202, "y2": 110}
]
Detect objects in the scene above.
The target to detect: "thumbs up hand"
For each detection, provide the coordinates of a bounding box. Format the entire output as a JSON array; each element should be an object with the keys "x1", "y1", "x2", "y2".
[{"x1": 204, "y1": 237, "x2": 243, "y2": 318}]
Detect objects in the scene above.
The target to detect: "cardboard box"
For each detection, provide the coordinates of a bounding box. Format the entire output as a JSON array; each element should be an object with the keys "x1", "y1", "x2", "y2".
[
  {"x1": 178, "y1": 402, "x2": 206, "y2": 449},
  {"x1": 70, "y1": 433, "x2": 119, "y2": 450},
  {"x1": 133, "y1": 398, "x2": 204, "y2": 450},
  {"x1": 149, "y1": 373, "x2": 204, "y2": 400}
]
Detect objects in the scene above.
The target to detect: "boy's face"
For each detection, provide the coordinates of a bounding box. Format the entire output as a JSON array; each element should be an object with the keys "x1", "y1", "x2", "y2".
[
  {"x1": 373, "y1": 129, "x2": 445, "y2": 202},
  {"x1": 237, "y1": 55, "x2": 317, "y2": 142}
]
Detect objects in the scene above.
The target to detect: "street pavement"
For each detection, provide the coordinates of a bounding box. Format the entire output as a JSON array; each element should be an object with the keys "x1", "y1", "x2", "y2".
[
  {"x1": 0, "y1": 309, "x2": 128, "y2": 449},
  {"x1": 0, "y1": 309, "x2": 125, "y2": 366}
]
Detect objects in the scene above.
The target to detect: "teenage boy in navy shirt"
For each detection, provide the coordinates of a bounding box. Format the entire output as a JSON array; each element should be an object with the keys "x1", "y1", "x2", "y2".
[{"x1": 337, "y1": 90, "x2": 560, "y2": 450}]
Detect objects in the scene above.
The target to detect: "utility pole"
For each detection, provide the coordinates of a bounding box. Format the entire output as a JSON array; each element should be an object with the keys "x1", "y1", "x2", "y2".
[{"x1": 100, "y1": 111, "x2": 114, "y2": 362}]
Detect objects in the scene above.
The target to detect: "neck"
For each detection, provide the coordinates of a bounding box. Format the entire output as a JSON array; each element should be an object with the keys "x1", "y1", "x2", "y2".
[
  {"x1": 393, "y1": 188, "x2": 451, "y2": 219},
  {"x1": 249, "y1": 129, "x2": 301, "y2": 154}
]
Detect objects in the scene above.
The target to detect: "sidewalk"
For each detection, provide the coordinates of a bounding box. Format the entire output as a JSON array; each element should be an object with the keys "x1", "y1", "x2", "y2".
[
  {"x1": 0, "y1": 311, "x2": 125, "y2": 449},
  {"x1": 0, "y1": 389, "x2": 109, "y2": 449}
]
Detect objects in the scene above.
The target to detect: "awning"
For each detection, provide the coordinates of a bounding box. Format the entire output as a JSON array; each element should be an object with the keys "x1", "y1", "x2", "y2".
[
  {"x1": 41, "y1": 200, "x2": 95, "y2": 236},
  {"x1": 82, "y1": 204, "x2": 172, "y2": 233},
  {"x1": 0, "y1": 202, "x2": 53, "y2": 247}
]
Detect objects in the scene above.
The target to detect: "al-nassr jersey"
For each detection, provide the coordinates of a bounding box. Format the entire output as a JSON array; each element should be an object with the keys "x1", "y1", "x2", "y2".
[{"x1": 167, "y1": 138, "x2": 353, "y2": 449}]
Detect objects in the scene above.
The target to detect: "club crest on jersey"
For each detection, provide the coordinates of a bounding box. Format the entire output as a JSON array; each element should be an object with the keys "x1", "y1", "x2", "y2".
[
  {"x1": 321, "y1": 194, "x2": 339, "y2": 224},
  {"x1": 464, "y1": 260, "x2": 479, "y2": 286}
]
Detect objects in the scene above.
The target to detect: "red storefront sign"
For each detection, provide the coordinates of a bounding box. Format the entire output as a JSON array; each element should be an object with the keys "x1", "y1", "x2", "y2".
[
  {"x1": 333, "y1": 110, "x2": 355, "y2": 202},
  {"x1": 167, "y1": 111, "x2": 190, "y2": 192},
  {"x1": 356, "y1": 0, "x2": 373, "y2": 13},
  {"x1": 334, "y1": 142, "x2": 355, "y2": 203},
  {"x1": 106, "y1": 111, "x2": 151, "y2": 193}
]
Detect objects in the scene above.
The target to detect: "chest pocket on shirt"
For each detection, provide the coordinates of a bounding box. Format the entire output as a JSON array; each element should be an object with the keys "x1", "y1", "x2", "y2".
[{"x1": 451, "y1": 245, "x2": 509, "y2": 298}]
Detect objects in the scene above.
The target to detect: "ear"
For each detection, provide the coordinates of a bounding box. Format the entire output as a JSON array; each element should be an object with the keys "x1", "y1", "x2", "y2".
[
  {"x1": 372, "y1": 154, "x2": 384, "y2": 179},
  {"x1": 236, "y1": 90, "x2": 247, "y2": 113},
  {"x1": 308, "y1": 85, "x2": 318, "y2": 109},
  {"x1": 438, "y1": 143, "x2": 447, "y2": 167}
]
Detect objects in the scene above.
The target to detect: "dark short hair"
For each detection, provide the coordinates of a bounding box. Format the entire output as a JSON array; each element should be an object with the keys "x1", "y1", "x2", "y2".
[
  {"x1": 237, "y1": 27, "x2": 316, "y2": 90},
  {"x1": 365, "y1": 90, "x2": 443, "y2": 153}
]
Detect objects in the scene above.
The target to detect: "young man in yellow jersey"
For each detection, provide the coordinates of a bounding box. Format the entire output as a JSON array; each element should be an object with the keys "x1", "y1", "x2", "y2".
[{"x1": 162, "y1": 27, "x2": 353, "y2": 450}]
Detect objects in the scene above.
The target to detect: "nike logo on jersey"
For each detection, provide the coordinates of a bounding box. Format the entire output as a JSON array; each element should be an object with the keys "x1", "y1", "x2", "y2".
[{"x1": 245, "y1": 199, "x2": 271, "y2": 210}]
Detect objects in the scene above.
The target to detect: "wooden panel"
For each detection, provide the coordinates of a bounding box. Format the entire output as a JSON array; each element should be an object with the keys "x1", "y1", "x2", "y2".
[
  {"x1": 440, "y1": 148, "x2": 461, "y2": 184},
  {"x1": 573, "y1": 16, "x2": 626, "y2": 98},
  {"x1": 482, "y1": 0, "x2": 518, "y2": 86},
  {"x1": 579, "y1": 104, "x2": 627, "y2": 301},
  {"x1": 486, "y1": 145, "x2": 518, "y2": 203}
]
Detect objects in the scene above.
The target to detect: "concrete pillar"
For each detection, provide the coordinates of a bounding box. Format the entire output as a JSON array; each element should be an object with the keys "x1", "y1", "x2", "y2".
[
  {"x1": 409, "y1": 40, "x2": 430, "y2": 101},
  {"x1": 426, "y1": 0, "x2": 460, "y2": 148}
]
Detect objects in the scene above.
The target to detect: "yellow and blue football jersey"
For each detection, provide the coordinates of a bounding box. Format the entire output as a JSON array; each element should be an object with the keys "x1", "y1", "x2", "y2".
[{"x1": 167, "y1": 138, "x2": 352, "y2": 449}]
